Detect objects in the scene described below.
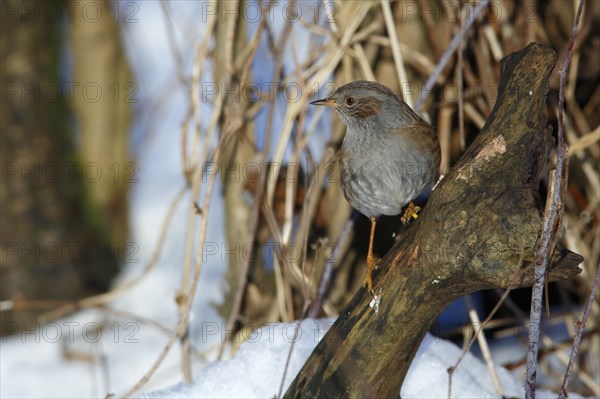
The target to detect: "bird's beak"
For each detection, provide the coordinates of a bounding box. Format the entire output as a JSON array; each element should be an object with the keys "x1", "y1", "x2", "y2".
[{"x1": 310, "y1": 98, "x2": 337, "y2": 107}]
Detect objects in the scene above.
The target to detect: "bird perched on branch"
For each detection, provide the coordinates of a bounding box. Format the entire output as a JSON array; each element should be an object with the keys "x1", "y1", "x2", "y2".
[{"x1": 311, "y1": 81, "x2": 440, "y2": 293}]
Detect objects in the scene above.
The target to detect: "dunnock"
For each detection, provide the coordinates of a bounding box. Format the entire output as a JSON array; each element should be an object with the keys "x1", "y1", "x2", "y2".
[{"x1": 311, "y1": 81, "x2": 440, "y2": 292}]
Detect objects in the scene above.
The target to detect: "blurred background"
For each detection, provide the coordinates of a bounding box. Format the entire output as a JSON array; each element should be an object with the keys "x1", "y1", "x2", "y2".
[{"x1": 1, "y1": 0, "x2": 598, "y2": 397}]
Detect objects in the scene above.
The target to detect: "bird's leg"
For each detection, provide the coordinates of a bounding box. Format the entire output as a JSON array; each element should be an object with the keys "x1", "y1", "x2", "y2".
[
  {"x1": 363, "y1": 217, "x2": 377, "y2": 292},
  {"x1": 401, "y1": 202, "x2": 421, "y2": 224}
]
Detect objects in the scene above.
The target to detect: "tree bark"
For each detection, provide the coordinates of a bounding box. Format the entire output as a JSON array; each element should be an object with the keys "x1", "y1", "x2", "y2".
[{"x1": 284, "y1": 43, "x2": 583, "y2": 399}]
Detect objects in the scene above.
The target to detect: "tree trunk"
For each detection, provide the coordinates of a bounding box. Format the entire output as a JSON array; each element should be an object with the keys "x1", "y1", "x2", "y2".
[
  {"x1": 284, "y1": 43, "x2": 583, "y2": 399},
  {"x1": 70, "y1": 0, "x2": 133, "y2": 249},
  {"x1": 1, "y1": 0, "x2": 130, "y2": 329}
]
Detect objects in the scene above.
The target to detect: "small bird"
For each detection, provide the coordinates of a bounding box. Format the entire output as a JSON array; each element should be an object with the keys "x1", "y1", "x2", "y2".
[{"x1": 311, "y1": 81, "x2": 440, "y2": 293}]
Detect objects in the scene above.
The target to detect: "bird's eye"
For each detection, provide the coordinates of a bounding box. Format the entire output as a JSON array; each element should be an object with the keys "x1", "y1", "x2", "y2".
[{"x1": 346, "y1": 97, "x2": 355, "y2": 106}]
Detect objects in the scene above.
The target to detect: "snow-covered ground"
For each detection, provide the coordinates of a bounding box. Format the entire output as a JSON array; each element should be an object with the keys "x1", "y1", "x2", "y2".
[
  {"x1": 143, "y1": 320, "x2": 543, "y2": 399},
  {"x1": 0, "y1": 312, "x2": 567, "y2": 398}
]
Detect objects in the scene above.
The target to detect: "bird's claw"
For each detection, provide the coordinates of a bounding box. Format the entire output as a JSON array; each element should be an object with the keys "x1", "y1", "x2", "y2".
[{"x1": 401, "y1": 202, "x2": 421, "y2": 224}]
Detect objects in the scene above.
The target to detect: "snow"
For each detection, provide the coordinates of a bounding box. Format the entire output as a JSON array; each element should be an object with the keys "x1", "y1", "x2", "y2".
[{"x1": 142, "y1": 320, "x2": 552, "y2": 399}]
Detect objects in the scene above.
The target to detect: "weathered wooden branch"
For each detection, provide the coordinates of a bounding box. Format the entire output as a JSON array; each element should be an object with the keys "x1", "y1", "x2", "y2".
[{"x1": 284, "y1": 43, "x2": 583, "y2": 398}]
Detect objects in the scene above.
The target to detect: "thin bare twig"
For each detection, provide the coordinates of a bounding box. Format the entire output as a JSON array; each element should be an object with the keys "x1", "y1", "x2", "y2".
[
  {"x1": 159, "y1": 1, "x2": 190, "y2": 88},
  {"x1": 457, "y1": 5, "x2": 465, "y2": 149},
  {"x1": 525, "y1": 1, "x2": 585, "y2": 397},
  {"x1": 277, "y1": 305, "x2": 310, "y2": 399},
  {"x1": 308, "y1": 215, "x2": 354, "y2": 318},
  {"x1": 381, "y1": 0, "x2": 412, "y2": 107},
  {"x1": 464, "y1": 295, "x2": 503, "y2": 395},
  {"x1": 178, "y1": 4, "x2": 219, "y2": 381}
]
